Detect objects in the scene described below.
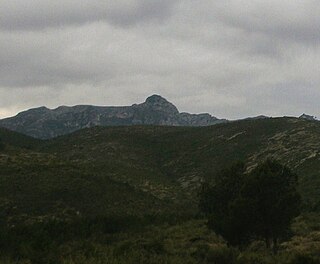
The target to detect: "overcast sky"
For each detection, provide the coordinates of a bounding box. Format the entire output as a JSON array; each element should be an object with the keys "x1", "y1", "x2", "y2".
[{"x1": 0, "y1": 0, "x2": 319, "y2": 119}]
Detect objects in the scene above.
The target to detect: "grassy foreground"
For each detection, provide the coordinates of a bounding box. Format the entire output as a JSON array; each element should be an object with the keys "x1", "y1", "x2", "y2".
[{"x1": 1, "y1": 215, "x2": 320, "y2": 263}]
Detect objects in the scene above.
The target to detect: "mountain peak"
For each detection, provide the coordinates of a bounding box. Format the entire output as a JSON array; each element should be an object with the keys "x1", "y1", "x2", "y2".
[
  {"x1": 299, "y1": 114, "x2": 317, "y2": 121},
  {"x1": 145, "y1": 94, "x2": 170, "y2": 104},
  {"x1": 0, "y1": 95, "x2": 224, "y2": 139},
  {"x1": 143, "y1": 95, "x2": 179, "y2": 115}
]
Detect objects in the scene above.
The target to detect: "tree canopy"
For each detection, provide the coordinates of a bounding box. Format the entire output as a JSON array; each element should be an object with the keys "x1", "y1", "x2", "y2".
[
  {"x1": 199, "y1": 159, "x2": 301, "y2": 252},
  {"x1": 0, "y1": 137, "x2": 4, "y2": 150}
]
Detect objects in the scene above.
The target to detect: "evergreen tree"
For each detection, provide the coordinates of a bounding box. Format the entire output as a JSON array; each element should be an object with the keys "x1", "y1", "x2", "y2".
[
  {"x1": 199, "y1": 162, "x2": 251, "y2": 246},
  {"x1": 241, "y1": 159, "x2": 301, "y2": 252},
  {"x1": 199, "y1": 160, "x2": 301, "y2": 252},
  {"x1": 0, "y1": 137, "x2": 4, "y2": 150}
]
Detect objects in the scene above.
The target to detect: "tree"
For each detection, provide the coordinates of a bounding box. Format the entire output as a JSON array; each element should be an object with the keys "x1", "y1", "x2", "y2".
[
  {"x1": 199, "y1": 160, "x2": 301, "y2": 253},
  {"x1": 0, "y1": 137, "x2": 4, "y2": 150},
  {"x1": 241, "y1": 159, "x2": 301, "y2": 253},
  {"x1": 199, "y1": 162, "x2": 251, "y2": 246}
]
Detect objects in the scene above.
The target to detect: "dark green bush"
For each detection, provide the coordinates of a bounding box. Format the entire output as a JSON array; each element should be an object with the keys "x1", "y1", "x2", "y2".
[
  {"x1": 237, "y1": 252, "x2": 273, "y2": 264},
  {"x1": 206, "y1": 245, "x2": 237, "y2": 264},
  {"x1": 287, "y1": 254, "x2": 320, "y2": 264},
  {"x1": 0, "y1": 137, "x2": 4, "y2": 150},
  {"x1": 192, "y1": 243, "x2": 237, "y2": 264}
]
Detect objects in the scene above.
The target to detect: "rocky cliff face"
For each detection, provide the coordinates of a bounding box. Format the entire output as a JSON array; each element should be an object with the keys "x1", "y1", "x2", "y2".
[{"x1": 0, "y1": 95, "x2": 226, "y2": 139}]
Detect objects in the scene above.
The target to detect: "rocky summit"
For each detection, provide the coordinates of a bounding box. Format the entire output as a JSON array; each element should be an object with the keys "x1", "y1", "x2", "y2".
[
  {"x1": 0, "y1": 95, "x2": 226, "y2": 139},
  {"x1": 299, "y1": 113, "x2": 318, "y2": 121}
]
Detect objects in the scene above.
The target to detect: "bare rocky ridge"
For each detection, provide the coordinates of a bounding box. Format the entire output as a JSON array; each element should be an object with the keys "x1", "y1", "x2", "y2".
[
  {"x1": 0, "y1": 95, "x2": 226, "y2": 139},
  {"x1": 299, "y1": 113, "x2": 317, "y2": 121}
]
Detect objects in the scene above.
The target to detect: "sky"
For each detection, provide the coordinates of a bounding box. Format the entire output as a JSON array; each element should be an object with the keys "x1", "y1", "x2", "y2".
[{"x1": 0, "y1": 0, "x2": 319, "y2": 120}]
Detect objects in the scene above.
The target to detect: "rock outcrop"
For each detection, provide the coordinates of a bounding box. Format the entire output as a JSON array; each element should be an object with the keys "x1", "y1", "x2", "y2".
[
  {"x1": 299, "y1": 114, "x2": 317, "y2": 121},
  {"x1": 0, "y1": 95, "x2": 226, "y2": 139}
]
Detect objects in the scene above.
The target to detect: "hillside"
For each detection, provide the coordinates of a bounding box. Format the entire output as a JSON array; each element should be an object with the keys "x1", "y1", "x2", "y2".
[
  {"x1": 1, "y1": 117, "x2": 320, "y2": 263},
  {"x1": 0, "y1": 95, "x2": 226, "y2": 139},
  {"x1": 44, "y1": 117, "x2": 320, "y2": 208},
  {"x1": 1, "y1": 117, "x2": 319, "y2": 220}
]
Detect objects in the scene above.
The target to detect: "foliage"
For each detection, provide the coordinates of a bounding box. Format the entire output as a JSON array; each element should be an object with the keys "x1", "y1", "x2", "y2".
[
  {"x1": 0, "y1": 217, "x2": 319, "y2": 263},
  {"x1": 242, "y1": 160, "x2": 301, "y2": 251},
  {"x1": 199, "y1": 162, "x2": 250, "y2": 246},
  {"x1": 199, "y1": 160, "x2": 301, "y2": 252},
  {"x1": 0, "y1": 137, "x2": 4, "y2": 151},
  {"x1": 0, "y1": 117, "x2": 319, "y2": 262},
  {"x1": 286, "y1": 254, "x2": 320, "y2": 264}
]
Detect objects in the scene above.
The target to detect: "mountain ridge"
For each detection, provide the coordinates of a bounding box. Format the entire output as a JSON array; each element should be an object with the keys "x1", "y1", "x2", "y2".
[{"x1": 0, "y1": 95, "x2": 226, "y2": 139}]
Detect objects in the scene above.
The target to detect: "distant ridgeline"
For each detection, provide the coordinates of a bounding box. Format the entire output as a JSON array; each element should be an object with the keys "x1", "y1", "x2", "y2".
[
  {"x1": 299, "y1": 113, "x2": 318, "y2": 121},
  {"x1": 0, "y1": 95, "x2": 227, "y2": 139},
  {"x1": 0, "y1": 95, "x2": 317, "y2": 139}
]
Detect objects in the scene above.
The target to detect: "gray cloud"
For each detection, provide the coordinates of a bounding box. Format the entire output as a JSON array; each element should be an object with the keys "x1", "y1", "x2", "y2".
[
  {"x1": 0, "y1": 0, "x2": 178, "y2": 30},
  {"x1": 207, "y1": 1, "x2": 320, "y2": 44},
  {"x1": 0, "y1": 0, "x2": 319, "y2": 119}
]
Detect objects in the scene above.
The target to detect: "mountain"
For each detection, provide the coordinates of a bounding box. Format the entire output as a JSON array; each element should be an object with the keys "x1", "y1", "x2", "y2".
[
  {"x1": 0, "y1": 95, "x2": 226, "y2": 139},
  {"x1": 1, "y1": 116, "x2": 320, "y2": 220},
  {"x1": 1, "y1": 117, "x2": 320, "y2": 264},
  {"x1": 299, "y1": 113, "x2": 318, "y2": 121}
]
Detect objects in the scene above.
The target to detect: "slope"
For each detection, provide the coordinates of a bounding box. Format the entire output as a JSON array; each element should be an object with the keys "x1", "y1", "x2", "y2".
[
  {"x1": 42, "y1": 117, "x2": 320, "y2": 209},
  {"x1": 0, "y1": 117, "x2": 319, "y2": 224},
  {"x1": 0, "y1": 95, "x2": 225, "y2": 139}
]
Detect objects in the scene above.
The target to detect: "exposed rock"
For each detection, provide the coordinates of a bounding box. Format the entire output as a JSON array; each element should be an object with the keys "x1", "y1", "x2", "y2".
[
  {"x1": 0, "y1": 95, "x2": 226, "y2": 139},
  {"x1": 299, "y1": 114, "x2": 317, "y2": 121}
]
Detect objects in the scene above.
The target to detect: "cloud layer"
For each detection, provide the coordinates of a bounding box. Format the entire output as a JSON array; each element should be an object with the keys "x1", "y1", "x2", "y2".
[{"x1": 0, "y1": 0, "x2": 319, "y2": 119}]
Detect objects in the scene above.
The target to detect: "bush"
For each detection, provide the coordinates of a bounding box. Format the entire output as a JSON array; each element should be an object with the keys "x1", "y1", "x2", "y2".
[
  {"x1": 237, "y1": 252, "x2": 274, "y2": 264},
  {"x1": 192, "y1": 243, "x2": 237, "y2": 264},
  {"x1": 287, "y1": 254, "x2": 320, "y2": 264},
  {"x1": 0, "y1": 137, "x2": 4, "y2": 150},
  {"x1": 206, "y1": 245, "x2": 238, "y2": 264}
]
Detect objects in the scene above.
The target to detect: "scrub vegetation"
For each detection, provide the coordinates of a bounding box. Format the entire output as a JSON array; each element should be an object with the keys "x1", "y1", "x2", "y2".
[{"x1": 0, "y1": 117, "x2": 319, "y2": 263}]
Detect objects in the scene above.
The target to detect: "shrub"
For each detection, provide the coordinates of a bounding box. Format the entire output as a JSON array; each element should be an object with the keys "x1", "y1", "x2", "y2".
[
  {"x1": 287, "y1": 254, "x2": 320, "y2": 264},
  {"x1": 192, "y1": 243, "x2": 237, "y2": 264}
]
